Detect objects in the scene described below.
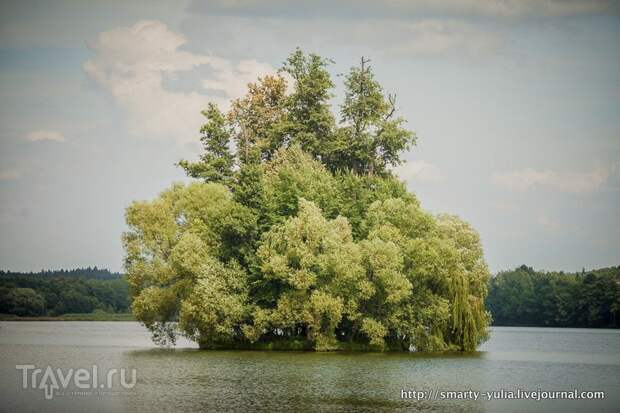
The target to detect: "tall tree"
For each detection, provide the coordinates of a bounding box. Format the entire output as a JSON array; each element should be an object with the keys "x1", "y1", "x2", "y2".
[
  {"x1": 280, "y1": 48, "x2": 336, "y2": 161},
  {"x1": 178, "y1": 103, "x2": 234, "y2": 183},
  {"x1": 228, "y1": 75, "x2": 288, "y2": 164},
  {"x1": 337, "y1": 57, "x2": 416, "y2": 175}
]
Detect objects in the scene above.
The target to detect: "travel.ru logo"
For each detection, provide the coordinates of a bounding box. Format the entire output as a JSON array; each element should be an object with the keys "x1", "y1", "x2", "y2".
[{"x1": 16, "y1": 364, "x2": 137, "y2": 400}]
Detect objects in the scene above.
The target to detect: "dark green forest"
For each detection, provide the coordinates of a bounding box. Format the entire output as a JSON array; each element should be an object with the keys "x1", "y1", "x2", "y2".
[
  {"x1": 486, "y1": 265, "x2": 620, "y2": 328},
  {"x1": 0, "y1": 268, "x2": 129, "y2": 316},
  {"x1": 1, "y1": 265, "x2": 618, "y2": 329},
  {"x1": 0, "y1": 267, "x2": 122, "y2": 280}
]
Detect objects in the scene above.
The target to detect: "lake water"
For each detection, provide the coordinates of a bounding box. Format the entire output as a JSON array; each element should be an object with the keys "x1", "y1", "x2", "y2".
[{"x1": 0, "y1": 322, "x2": 618, "y2": 412}]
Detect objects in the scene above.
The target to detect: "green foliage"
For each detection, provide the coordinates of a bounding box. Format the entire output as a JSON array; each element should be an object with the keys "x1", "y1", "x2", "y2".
[
  {"x1": 487, "y1": 265, "x2": 620, "y2": 328},
  {"x1": 335, "y1": 57, "x2": 416, "y2": 175},
  {"x1": 0, "y1": 270, "x2": 129, "y2": 316},
  {"x1": 281, "y1": 48, "x2": 336, "y2": 160},
  {"x1": 361, "y1": 317, "x2": 388, "y2": 349},
  {"x1": 124, "y1": 49, "x2": 491, "y2": 351},
  {"x1": 123, "y1": 182, "x2": 254, "y2": 345},
  {"x1": 0, "y1": 267, "x2": 122, "y2": 279},
  {"x1": 262, "y1": 147, "x2": 340, "y2": 221},
  {"x1": 179, "y1": 258, "x2": 249, "y2": 348},
  {"x1": 1, "y1": 288, "x2": 46, "y2": 316},
  {"x1": 256, "y1": 199, "x2": 367, "y2": 349},
  {"x1": 178, "y1": 103, "x2": 234, "y2": 183}
]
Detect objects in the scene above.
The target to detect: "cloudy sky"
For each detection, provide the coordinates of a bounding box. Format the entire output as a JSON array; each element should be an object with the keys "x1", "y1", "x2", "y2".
[{"x1": 0, "y1": 0, "x2": 618, "y2": 273}]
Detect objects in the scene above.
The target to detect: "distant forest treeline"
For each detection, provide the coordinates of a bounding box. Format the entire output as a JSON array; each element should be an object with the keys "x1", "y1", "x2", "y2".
[
  {"x1": 0, "y1": 267, "x2": 122, "y2": 280},
  {"x1": 486, "y1": 265, "x2": 620, "y2": 328},
  {"x1": 0, "y1": 267, "x2": 129, "y2": 316},
  {"x1": 1, "y1": 266, "x2": 619, "y2": 328}
]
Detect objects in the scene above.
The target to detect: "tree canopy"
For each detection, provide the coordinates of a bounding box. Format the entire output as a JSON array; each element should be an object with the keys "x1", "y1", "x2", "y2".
[
  {"x1": 123, "y1": 49, "x2": 490, "y2": 351},
  {"x1": 487, "y1": 265, "x2": 620, "y2": 328},
  {"x1": 0, "y1": 269, "x2": 129, "y2": 316}
]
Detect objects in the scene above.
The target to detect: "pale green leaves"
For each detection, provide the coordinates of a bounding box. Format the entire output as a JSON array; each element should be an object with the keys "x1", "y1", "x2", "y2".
[{"x1": 123, "y1": 182, "x2": 253, "y2": 346}]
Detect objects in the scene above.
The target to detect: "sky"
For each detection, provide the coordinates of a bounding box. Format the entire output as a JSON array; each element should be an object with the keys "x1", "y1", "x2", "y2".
[{"x1": 0, "y1": 0, "x2": 618, "y2": 273}]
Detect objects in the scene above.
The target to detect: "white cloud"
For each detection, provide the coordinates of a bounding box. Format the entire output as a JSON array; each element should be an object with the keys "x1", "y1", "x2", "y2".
[
  {"x1": 202, "y1": 59, "x2": 277, "y2": 99},
  {"x1": 83, "y1": 20, "x2": 276, "y2": 143},
  {"x1": 395, "y1": 160, "x2": 444, "y2": 184},
  {"x1": 493, "y1": 166, "x2": 610, "y2": 193},
  {"x1": 0, "y1": 169, "x2": 20, "y2": 181},
  {"x1": 23, "y1": 130, "x2": 65, "y2": 142}
]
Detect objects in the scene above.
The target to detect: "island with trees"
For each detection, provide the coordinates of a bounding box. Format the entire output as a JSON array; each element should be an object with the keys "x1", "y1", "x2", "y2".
[
  {"x1": 122, "y1": 49, "x2": 490, "y2": 351},
  {"x1": 2, "y1": 51, "x2": 617, "y2": 348}
]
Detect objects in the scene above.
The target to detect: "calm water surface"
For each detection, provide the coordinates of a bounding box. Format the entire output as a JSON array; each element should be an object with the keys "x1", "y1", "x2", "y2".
[{"x1": 0, "y1": 322, "x2": 618, "y2": 412}]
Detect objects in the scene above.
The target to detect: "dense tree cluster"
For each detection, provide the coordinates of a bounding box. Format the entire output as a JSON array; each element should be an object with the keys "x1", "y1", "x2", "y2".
[
  {"x1": 124, "y1": 50, "x2": 490, "y2": 351},
  {"x1": 0, "y1": 271, "x2": 129, "y2": 316},
  {"x1": 487, "y1": 265, "x2": 620, "y2": 328},
  {"x1": 0, "y1": 267, "x2": 121, "y2": 280}
]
